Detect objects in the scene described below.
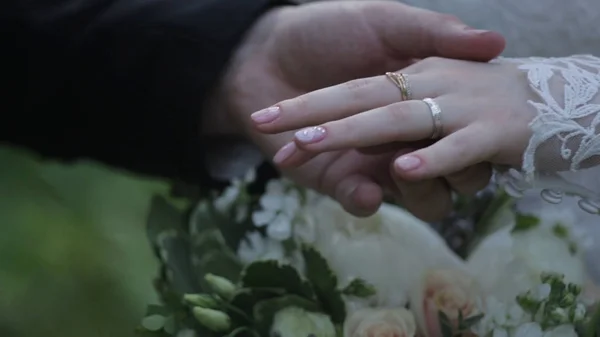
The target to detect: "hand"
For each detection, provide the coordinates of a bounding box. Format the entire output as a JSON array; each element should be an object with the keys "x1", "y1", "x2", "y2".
[
  {"x1": 253, "y1": 57, "x2": 536, "y2": 209},
  {"x1": 212, "y1": 1, "x2": 506, "y2": 218}
]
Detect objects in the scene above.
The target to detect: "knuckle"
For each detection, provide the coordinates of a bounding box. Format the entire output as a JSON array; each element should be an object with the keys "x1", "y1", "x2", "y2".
[{"x1": 342, "y1": 78, "x2": 376, "y2": 102}]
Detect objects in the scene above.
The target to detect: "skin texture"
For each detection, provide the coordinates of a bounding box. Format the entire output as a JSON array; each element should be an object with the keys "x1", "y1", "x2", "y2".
[{"x1": 206, "y1": 1, "x2": 506, "y2": 220}]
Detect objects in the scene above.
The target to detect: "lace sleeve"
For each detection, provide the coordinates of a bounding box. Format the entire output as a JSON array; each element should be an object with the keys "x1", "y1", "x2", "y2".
[{"x1": 495, "y1": 55, "x2": 600, "y2": 215}]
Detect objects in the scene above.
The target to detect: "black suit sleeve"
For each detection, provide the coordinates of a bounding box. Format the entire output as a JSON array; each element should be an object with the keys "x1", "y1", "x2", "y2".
[{"x1": 1, "y1": 0, "x2": 290, "y2": 185}]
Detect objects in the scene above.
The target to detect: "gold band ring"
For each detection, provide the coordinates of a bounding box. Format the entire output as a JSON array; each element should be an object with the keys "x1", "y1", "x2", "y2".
[{"x1": 385, "y1": 72, "x2": 411, "y2": 101}]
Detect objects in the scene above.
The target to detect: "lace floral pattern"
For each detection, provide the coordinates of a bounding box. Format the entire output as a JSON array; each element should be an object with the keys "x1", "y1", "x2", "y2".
[{"x1": 496, "y1": 55, "x2": 600, "y2": 215}]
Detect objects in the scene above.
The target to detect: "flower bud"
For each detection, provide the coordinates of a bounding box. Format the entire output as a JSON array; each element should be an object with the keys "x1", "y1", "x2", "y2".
[
  {"x1": 560, "y1": 293, "x2": 575, "y2": 307},
  {"x1": 205, "y1": 274, "x2": 236, "y2": 300},
  {"x1": 572, "y1": 303, "x2": 586, "y2": 322},
  {"x1": 183, "y1": 294, "x2": 219, "y2": 308},
  {"x1": 192, "y1": 307, "x2": 231, "y2": 332}
]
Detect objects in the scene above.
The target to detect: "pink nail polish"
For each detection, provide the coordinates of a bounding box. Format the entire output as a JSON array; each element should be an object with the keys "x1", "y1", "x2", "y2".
[
  {"x1": 395, "y1": 155, "x2": 421, "y2": 171},
  {"x1": 464, "y1": 27, "x2": 491, "y2": 35},
  {"x1": 295, "y1": 126, "x2": 327, "y2": 144},
  {"x1": 273, "y1": 142, "x2": 297, "y2": 164},
  {"x1": 251, "y1": 106, "x2": 280, "y2": 124}
]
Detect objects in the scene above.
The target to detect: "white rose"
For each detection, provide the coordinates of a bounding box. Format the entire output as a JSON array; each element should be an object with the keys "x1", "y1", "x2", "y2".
[
  {"x1": 467, "y1": 215, "x2": 585, "y2": 302},
  {"x1": 299, "y1": 196, "x2": 465, "y2": 307},
  {"x1": 270, "y1": 307, "x2": 335, "y2": 337},
  {"x1": 344, "y1": 308, "x2": 417, "y2": 337},
  {"x1": 409, "y1": 268, "x2": 482, "y2": 337}
]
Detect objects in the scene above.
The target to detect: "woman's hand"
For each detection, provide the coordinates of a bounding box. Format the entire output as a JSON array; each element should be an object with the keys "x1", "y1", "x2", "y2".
[{"x1": 251, "y1": 57, "x2": 536, "y2": 184}]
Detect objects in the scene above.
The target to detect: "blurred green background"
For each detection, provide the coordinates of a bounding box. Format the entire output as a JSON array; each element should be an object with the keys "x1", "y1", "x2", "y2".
[{"x1": 0, "y1": 145, "x2": 170, "y2": 337}]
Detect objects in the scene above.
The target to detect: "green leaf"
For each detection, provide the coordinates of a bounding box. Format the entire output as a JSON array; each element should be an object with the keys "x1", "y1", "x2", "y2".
[
  {"x1": 241, "y1": 260, "x2": 314, "y2": 299},
  {"x1": 230, "y1": 288, "x2": 287, "y2": 316},
  {"x1": 253, "y1": 295, "x2": 320, "y2": 335},
  {"x1": 438, "y1": 311, "x2": 453, "y2": 337},
  {"x1": 301, "y1": 245, "x2": 346, "y2": 323},
  {"x1": 145, "y1": 305, "x2": 172, "y2": 317},
  {"x1": 225, "y1": 326, "x2": 260, "y2": 337},
  {"x1": 141, "y1": 315, "x2": 166, "y2": 332},
  {"x1": 552, "y1": 223, "x2": 569, "y2": 238},
  {"x1": 462, "y1": 313, "x2": 484, "y2": 329},
  {"x1": 341, "y1": 279, "x2": 376, "y2": 298},
  {"x1": 193, "y1": 229, "x2": 244, "y2": 286},
  {"x1": 512, "y1": 213, "x2": 540, "y2": 233}
]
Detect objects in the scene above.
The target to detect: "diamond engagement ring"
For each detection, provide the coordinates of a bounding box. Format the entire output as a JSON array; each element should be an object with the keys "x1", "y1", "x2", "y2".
[{"x1": 422, "y1": 98, "x2": 443, "y2": 139}]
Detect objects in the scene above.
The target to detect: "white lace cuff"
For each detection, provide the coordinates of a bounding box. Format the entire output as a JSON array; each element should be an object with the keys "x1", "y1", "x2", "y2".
[{"x1": 495, "y1": 55, "x2": 600, "y2": 214}]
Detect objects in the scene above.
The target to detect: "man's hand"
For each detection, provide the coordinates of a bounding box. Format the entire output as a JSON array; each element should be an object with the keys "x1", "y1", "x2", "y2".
[{"x1": 208, "y1": 0, "x2": 505, "y2": 218}]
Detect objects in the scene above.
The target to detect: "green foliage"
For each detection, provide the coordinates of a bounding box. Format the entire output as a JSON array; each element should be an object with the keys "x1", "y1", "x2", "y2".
[
  {"x1": 301, "y1": 245, "x2": 346, "y2": 323},
  {"x1": 511, "y1": 213, "x2": 540, "y2": 233},
  {"x1": 341, "y1": 278, "x2": 376, "y2": 298}
]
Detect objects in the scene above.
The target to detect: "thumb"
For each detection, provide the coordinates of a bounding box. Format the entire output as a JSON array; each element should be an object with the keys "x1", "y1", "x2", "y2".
[{"x1": 363, "y1": 2, "x2": 506, "y2": 61}]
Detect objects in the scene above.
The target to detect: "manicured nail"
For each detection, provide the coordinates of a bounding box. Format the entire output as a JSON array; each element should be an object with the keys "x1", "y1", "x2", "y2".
[
  {"x1": 395, "y1": 155, "x2": 422, "y2": 171},
  {"x1": 273, "y1": 142, "x2": 297, "y2": 164},
  {"x1": 295, "y1": 126, "x2": 326, "y2": 144},
  {"x1": 464, "y1": 27, "x2": 491, "y2": 35},
  {"x1": 251, "y1": 106, "x2": 280, "y2": 124}
]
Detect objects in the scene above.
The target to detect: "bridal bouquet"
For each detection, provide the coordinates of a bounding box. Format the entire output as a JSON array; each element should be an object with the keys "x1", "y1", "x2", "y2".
[{"x1": 136, "y1": 170, "x2": 600, "y2": 337}]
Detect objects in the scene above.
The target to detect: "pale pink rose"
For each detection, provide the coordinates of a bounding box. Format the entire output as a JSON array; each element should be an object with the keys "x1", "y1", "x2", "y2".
[
  {"x1": 344, "y1": 308, "x2": 417, "y2": 337},
  {"x1": 410, "y1": 269, "x2": 482, "y2": 337}
]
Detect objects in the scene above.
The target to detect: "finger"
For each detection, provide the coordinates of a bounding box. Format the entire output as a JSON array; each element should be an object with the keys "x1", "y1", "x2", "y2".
[
  {"x1": 445, "y1": 163, "x2": 492, "y2": 195},
  {"x1": 393, "y1": 126, "x2": 496, "y2": 181},
  {"x1": 272, "y1": 142, "x2": 317, "y2": 168},
  {"x1": 334, "y1": 174, "x2": 383, "y2": 217},
  {"x1": 357, "y1": 140, "x2": 433, "y2": 155},
  {"x1": 251, "y1": 74, "x2": 439, "y2": 134},
  {"x1": 390, "y1": 151, "x2": 453, "y2": 222},
  {"x1": 291, "y1": 97, "x2": 458, "y2": 153},
  {"x1": 362, "y1": 2, "x2": 506, "y2": 61}
]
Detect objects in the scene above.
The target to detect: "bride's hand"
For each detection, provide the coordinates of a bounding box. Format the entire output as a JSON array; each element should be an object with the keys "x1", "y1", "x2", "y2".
[{"x1": 251, "y1": 57, "x2": 536, "y2": 183}]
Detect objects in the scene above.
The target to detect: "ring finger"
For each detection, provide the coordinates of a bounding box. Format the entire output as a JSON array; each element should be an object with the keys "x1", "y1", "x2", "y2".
[{"x1": 289, "y1": 95, "x2": 459, "y2": 154}]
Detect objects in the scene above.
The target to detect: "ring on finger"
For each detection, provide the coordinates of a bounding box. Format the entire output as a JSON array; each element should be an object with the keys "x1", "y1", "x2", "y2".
[
  {"x1": 385, "y1": 72, "x2": 411, "y2": 101},
  {"x1": 422, "y1": 97, "x2": 443, "y2": 139}
]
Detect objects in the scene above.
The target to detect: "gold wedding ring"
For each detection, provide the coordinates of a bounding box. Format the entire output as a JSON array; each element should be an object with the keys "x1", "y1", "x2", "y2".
[
  {"x1": 422, "y1": 98, "x2": 443, "y2": 139},
  {"x1": 385, "y1": 72, "x2": 411, "y2": 101}
]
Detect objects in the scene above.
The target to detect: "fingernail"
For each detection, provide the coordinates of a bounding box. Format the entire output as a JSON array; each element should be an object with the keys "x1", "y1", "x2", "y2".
[
  {"x1": 295, "y1": 126, "x2": 327, "y2": 144},
  {"x1": 251, "y1": 106, "x2": 280, "y2": 124},
  {"x1": 273, "y1": 142, "x2": 297, "y2": 164},
  {"x1": 395, "y1": 155, "x2": 422, "y2": 171},
  {"x1": 464, "y1": 27, "x2": 491, "y2": 35}
]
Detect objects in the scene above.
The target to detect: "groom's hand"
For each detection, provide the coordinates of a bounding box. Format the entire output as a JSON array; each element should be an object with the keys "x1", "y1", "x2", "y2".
[{"x1": 209, "y1": 0, "x2": 505, "y2": 218}]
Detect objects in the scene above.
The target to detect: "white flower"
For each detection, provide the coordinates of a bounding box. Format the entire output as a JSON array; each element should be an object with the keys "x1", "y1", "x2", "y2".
[
  {"x1": 514, "y1": 322, "x2": 543, "y2": 337},
  {"x1": 543, "y1": 325, "x2": 578, "y2": 337},
  {"x1": 213, "y1": 169, "x2": 256, "y2": 222},
  {"x1": 252, "y1": 180, "x2": 301, "y2": 241},
  {"x1": 302, "y1": 196, "x2": 465, "y2": 308},
  {"x1": 271, "y1": 307, "x2": 336, "y2": 337},
  {"x1": 467, "y1": 216, "x2": 586, "y2": 303},
  {"x1": 344, "y1": 308, "x2": 417, "y2": 337},
  {"x1": 236, "y1": 231, "x2": 285, "y2": 264}
]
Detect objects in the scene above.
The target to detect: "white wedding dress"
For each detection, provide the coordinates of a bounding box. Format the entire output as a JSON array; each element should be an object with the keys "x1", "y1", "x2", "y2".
[{"x1": 402, "y1": 0, "x2": 600, "y2": 277}]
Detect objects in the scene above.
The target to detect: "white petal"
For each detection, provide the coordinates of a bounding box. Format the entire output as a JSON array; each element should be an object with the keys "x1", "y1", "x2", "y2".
[
  {"x1": 514, "y1": 322, "x2": 543, "y2": 337},
  {"x1": 260, "y1": 194, "x2": 284, "y2": 210},
  {"x1": 237, "y1": 232, "x2": 266, "y2": 264},
  {"x1": 213, "y1": 186, "x2": 239, "y2": 212},
  {"x1": 535, "y1": 283, "x2": 551, "y2": 300},
  {"x1": 492, "y1": 328, "x2": 509, "y2": 337},
  {"x1": 265, "y1": 180, "x2": 285, "y2": 195},
  {"x1": 235, "y1": 204, "x2": 248, "y2": 223},
  {"x1": 543, "y1": 325, "x2": 577, "y2": 337},
  {"x1": 252, "y1": 210, "x2": 275, "y2": 227},
  {"x1": 244, "y1": 169, "x2": 256, "y2": 183},
  {"x1": 267, "y1": 214, "x2": 292, "y2": 241}
]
